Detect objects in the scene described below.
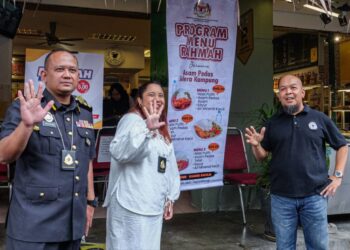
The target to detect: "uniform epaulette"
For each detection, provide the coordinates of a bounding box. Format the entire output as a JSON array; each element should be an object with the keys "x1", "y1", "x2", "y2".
[{"x1": 75, "y1": 96, "x2": 92, "y2": 111}]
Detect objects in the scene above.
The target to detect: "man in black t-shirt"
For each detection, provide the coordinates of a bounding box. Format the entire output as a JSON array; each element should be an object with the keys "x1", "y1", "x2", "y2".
[{"x1": 245, "y1": 74, "x2": 348, "y2": 250}]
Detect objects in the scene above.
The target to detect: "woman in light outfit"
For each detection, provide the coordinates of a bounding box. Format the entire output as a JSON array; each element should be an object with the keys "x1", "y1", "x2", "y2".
[{"x1": 103, "y1": 81, "x2": 180, "y2": 250}]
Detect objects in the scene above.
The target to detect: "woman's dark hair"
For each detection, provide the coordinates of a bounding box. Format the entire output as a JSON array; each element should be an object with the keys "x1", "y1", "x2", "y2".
[
  {"x1": 135, "y1": 80, "x2": 161, "y2": 99},
  {"x1": 109, "y1": 82, "x2": 128, "y2": 98},
  {"x1": 106, "y1": 82, "x2": 130, "y2": 115},
  {"x1": 130, "y1": 81, "x2": 171, "y2": 143},
  {"x1": 130, "y1": 88, "x2": 138, "y2": 100}
]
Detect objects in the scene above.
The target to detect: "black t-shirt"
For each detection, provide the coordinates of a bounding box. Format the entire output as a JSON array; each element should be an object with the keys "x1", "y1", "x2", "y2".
[{"x1": 261, "y1": 105, "x2": 347, "y2": 197}]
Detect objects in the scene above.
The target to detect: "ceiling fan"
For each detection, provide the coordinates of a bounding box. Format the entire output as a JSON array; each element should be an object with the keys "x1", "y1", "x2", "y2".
[{"x1": 36, "y1": 21, "x2": 84, "y2": 46}]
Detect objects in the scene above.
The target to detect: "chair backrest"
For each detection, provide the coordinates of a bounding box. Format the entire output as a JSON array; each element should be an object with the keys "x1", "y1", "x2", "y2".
[
  {"x1": 223, "y1": 127, "x2": 250, "y2": 171},
  {"x1": 0, "y1": 163, "x2": 9, "y2": 182},
  {"x1": 93, "y1": 126, "x2": 117, "y2": 177}
]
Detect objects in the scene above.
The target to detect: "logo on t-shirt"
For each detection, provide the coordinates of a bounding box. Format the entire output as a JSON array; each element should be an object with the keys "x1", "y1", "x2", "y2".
[{"x1": 308, "y1": 121, "x2": 318, "y2": 130}]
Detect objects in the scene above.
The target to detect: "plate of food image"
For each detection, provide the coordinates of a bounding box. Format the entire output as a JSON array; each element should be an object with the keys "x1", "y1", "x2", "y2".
[
  {"x1": 194, "y1": 119, "x2": 222, "y2": 139},
  {"x1": 171, "y1": 89, "x2": 192, "y2": 110},
  {"x1": 175, "y1": 151, "x2": 190, "y2": 171}
]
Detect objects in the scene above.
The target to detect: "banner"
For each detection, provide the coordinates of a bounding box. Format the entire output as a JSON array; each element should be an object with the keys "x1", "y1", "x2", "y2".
[
  {"x1": 167, "y1": 0, "x2": 238, "y2": 190},
  {"x1": 24, "y1": 49, "x2": 104, "y2": 128}
]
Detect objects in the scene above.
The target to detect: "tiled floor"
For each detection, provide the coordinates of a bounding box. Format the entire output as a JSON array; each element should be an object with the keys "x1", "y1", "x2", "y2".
[{"x1": 2, "y1": 189, "x2": 350, "y2": 249}]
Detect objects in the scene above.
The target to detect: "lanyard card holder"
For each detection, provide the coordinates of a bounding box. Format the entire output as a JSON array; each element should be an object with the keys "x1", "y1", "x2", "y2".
[
  {"x1": 158, "y1": 156, "x2": 166, "y2": 173},
  {"x1": 62, "y1": 149, "x2": 76, "y2": 170}
]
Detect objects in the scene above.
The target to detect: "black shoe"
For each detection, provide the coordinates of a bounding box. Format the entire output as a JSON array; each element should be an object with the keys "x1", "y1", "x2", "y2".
[{"x1": 263, "y1": 231, "x2": 276, "y2": 242}]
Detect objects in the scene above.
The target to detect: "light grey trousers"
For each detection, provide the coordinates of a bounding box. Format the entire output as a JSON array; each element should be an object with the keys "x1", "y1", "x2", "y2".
[{"x1": 106, "y1": 196, "x2": 163, "y2": 250}]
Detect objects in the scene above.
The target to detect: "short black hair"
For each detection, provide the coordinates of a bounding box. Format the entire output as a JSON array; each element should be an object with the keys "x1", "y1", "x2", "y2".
[
  {"x1": 109, "y1": 82, "x2": 127, "y2": 97},
  {"x1": 44, "y1": 49, "x2": 78, "y2": 69}
]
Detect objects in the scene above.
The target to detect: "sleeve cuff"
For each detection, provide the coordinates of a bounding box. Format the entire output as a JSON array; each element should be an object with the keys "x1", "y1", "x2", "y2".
[{"x1": 145, "y1": 128, "x2": 156, "y2": 138}]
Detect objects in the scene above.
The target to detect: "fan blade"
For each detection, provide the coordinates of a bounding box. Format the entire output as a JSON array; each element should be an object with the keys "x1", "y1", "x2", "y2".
[
  {"x1": 58, "y1": 41, "x2": 75, "y2": 46},
  {"x1": 58, "y1": 38, "x2": 84, "y2": 42},
  {"x1": 49, "y1": 22, "x2": 56, "y2": 36}
]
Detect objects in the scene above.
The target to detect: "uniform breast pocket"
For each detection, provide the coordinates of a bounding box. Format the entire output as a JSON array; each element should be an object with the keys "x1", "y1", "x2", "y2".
[
  {"x1": 77, "y1": 127, "x2": 94, "y2": 152},
  {"x1": 25, "y1": 186, "x2": 59, "y2": 203},
  {"x1": 39, "y1": 127, "x2": 61, "y2": 155},
  {"x1": 303, "y1": 126, "x2": 324, "y2": 143}
]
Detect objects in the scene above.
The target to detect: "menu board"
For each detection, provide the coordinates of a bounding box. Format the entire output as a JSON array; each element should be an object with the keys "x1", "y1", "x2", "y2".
[{"x1": 167, "y1": 0, "x2": 238, "y2": 190}]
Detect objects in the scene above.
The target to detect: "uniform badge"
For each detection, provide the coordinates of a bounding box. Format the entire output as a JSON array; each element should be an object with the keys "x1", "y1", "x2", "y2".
[
  {"x1": 61, "y1": 150, "x2": 76, "y2": 170},
  {"x1": 64, "y1": 153, "x2": 73, "y2": 165},
  {"x1": 158, "y1": 156, "x2": 166, "y2": 173},
  {"x1": 44, "y1": 112, "x2": 54, "y2": 123},
  {"x1": 308, "y1": 121, "x2": 318, "y2": 130}
]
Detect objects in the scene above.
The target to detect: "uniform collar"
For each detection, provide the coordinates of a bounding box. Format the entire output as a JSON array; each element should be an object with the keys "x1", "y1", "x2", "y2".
[{"x1": 43, "y1": 89, "x2": 79, "y2": 113}]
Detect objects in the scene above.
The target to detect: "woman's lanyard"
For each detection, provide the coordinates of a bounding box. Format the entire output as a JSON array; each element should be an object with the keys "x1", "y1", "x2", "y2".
[{"x1": 53, "y1": 112, "x2": 76, "y2": 170}]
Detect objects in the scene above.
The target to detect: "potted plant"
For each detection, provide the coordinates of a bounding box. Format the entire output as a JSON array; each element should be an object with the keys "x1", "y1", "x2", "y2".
[{"x1": 249, "y1": 101, "x2": 280, "y2": 241}]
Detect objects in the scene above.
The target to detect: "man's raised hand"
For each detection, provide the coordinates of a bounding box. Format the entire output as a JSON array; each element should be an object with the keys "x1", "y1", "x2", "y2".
[{"x1": 18, "y1": 80, "x2": 54, "y2": 127}]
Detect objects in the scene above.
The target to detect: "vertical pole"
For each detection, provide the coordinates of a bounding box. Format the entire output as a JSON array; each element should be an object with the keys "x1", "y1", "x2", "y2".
[
  {"x1": 150, "y1": 0, "x2": 168, "y2": 87},
  {"x1": 0, "y1": 35, "x2": 13, "y2": 119},
  {"x1": 328, "y1": 32, "x2": 336, "y2": 124}
]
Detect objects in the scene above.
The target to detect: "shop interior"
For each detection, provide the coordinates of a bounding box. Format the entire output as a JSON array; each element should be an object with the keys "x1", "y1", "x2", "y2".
[
  {"x1": 273, "y1": 0, "x2": 350, "y2": 137},
  {"x1": 8, "y1": 1, "x2": 151, "y2": 102},
  {"x1": 273, "y1": 25, "x2": 350, "y2": 136},
  {"x1": 7, "y1": 1, "x2": 350, "y2": 134}
]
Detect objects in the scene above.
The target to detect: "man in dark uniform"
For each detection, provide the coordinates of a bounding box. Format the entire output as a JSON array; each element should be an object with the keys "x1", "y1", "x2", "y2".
[{"x1": 0, "y1": 49, "x2": 97, "y2": 250}]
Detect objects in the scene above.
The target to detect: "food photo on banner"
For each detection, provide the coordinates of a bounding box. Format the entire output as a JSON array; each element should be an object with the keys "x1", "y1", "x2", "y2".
[
  {"x1": 166, "y1": 0, "x2": 238, "y2": 190},
  {"x1": 24, "y1": 48, "x2": 104, "y2": 128}
]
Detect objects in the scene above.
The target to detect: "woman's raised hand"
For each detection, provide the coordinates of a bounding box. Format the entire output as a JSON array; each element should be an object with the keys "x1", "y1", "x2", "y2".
[
  {"x1": 18, "y1": 80, "x2": 54, "y2": 127},
  {"x1": 143, "y1": 99, "x2": 166, "y2": 131}
]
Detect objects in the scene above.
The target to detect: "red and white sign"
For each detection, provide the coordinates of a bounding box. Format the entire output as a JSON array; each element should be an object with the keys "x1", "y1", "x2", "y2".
[
  {"x1": 167, "y1": 0, "x2": 238, "y2": 191},
  {"x1": 77, "y1": 80, "x2": 90, "y2": 94}
]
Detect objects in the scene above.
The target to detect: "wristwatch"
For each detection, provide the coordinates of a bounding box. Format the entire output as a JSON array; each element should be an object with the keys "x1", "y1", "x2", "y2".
[
  {"x1": 87, "y1": 197, "x2": 98, "y2": 208},
  {"x1": 334, "y1": 170, "x2": 343, "y2": 178}
]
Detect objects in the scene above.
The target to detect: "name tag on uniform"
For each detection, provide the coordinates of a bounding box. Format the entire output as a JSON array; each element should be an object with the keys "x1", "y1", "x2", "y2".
[
  {"x1": 158, "y1": 156, "x2": 166, "y2": 173},
  {"x1": 61, "y1": 150, "x2": 76, "y2": 170}
]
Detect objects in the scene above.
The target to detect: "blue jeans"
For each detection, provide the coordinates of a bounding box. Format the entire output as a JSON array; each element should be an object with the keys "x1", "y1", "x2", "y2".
[{"x1": 271, "y1": 194, "x2": 328, "y2": 250}]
